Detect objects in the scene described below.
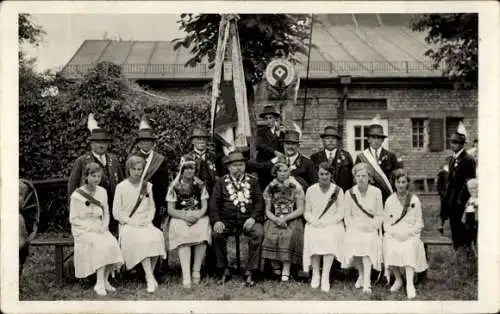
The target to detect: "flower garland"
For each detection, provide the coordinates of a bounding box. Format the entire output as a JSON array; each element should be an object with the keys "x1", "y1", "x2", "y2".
[{"x1": 225, "y1": 174, "x2": 251, "y2": 213}]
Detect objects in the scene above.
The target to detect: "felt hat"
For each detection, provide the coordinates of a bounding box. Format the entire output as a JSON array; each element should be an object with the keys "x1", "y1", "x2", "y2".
[
  {"x1": 450, "y1": 121, "x2": 467, "y2": 144},
  {"x1": 223, "y1": 151, "x2": 246, "y2": 165},
  {"x1": 282, "y1": 130, "x2": 300, "y2": 143},
  {"x1": 87, "y1": 113, "x2": 111, "y2": 141},
  {"x1": 259, "y1": 105, "x2": 280, "y2": 119},
  {"x1": 320, "y1": 126, "x2": 341, "y2": 139},
  {"x1": 136, "y1": 118, "x2": 157, "y2": 141},
  {"x1": 190, "y1": 127, "x2": 211, "y2": 139},
  {"x1": 367, "y1": 115, "x2": 387, "y2": 138}
]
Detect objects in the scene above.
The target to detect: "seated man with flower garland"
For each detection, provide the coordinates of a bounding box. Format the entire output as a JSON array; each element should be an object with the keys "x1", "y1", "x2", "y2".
[{"x1": 208, "y1": 151, "x2": 265, "y2": 286}]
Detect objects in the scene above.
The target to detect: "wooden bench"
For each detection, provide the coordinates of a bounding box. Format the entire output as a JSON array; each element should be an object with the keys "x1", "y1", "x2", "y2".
[
  {"x1": 421, "y1": 234, "x2": 453, "y2": 257},
  {"x1": 30, "y1": 237, "x2": 74, "y2": 285}
]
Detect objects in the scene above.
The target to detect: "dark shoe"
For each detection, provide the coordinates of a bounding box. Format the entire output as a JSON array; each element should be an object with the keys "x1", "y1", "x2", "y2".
[{"x1": 217, "y1": 268, "x2": 232, "y2": 285}]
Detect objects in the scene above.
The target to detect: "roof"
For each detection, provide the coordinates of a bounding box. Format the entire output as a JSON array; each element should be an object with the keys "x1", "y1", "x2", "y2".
[{"x1": 61, "y1": 14, "x2": 442, "y2": 80}]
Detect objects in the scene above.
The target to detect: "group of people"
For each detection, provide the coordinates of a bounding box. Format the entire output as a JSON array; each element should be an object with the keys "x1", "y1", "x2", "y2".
[{"x1": 19, "y1": 105, "x2": 477, "y2": 300}]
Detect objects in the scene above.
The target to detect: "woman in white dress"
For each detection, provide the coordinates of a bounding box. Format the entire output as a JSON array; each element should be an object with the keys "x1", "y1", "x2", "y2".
[
  {"x1": 69, "y1": 163, "x2": 123, "y2": 296},
  {"x1": 303, "y1": 162, "x2": 345, "y2": 292},
  {"x1": 383, "y1": 168, "x2": 428, "y2": 299},
  {"x1": 113, "y1": 156, "x2": 166, "y2": 293},
  {"x1": 166, "y1": 156, "x2": 211, "y2": 289},
  {"x1": 342, "y1": 163, "x2": 383, "y2": 294}
]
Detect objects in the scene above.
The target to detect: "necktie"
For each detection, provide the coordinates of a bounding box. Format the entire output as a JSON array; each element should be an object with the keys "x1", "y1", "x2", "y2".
[
  {"x1": 327, "y1": 151, "x2": 333, "y2": 163},
  {"x1": 100, "y1": 155, "x2": 106, "y2": 166}
]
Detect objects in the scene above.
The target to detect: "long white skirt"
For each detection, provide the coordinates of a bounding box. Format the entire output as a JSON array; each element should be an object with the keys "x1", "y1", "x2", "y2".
[
  {"x1": 383, "y1": 234, "x2": 428, "y2": 273},
  {"x1": 302, "y1": 222, "x2": 345, "y2": 271},
  {"x1": 119, "y1": 224, "x2": 166, "y2": 269},
  {"x1": 73, "y1": 231, "x2": 123, "y2": 278},
  {"x1": 342, "y1": 227, "x2": 382, "y2": 271}
]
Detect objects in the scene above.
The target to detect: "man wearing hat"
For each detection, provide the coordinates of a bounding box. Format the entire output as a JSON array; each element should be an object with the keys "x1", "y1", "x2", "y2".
[
  {"x1": 355, "y1": 116, "x2": 401, "y2": 202},
  {"x1": 180, "y1": 127, "x2": 221, "y2": 195},
  {"x1": 442, "y1": 122, "x2": 476, "y2": 253},
  {"x1": 133, "y1": 118, "x2": 170, "y2": 229},
  {"x1": 256, "y1": 105, "x2": 285, "y2": 188},
  {"x1": 311, "y1": 126, "x2": 354, "y2": 192},
  {"x1": 68, "y1": 114, "x2": 124, "y2": 234},
  {"x1": 209, "y1": 151, "x2": 264, "y2": 286},
  {"x1": 281, "y1": 130, "x2": 317, "y2": 190}
]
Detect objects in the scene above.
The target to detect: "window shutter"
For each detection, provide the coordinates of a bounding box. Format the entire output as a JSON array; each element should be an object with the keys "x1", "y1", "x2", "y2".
[{"x1": 429, "y1": 118, "x2": 444, "y2": 152}]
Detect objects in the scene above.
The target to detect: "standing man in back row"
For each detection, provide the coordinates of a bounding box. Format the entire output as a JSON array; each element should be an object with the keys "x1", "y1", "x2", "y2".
[
  {"x1": 256, "y1": 105, "x2": 285, "y2": 189},
  {"x1": 311, "y1": 126, "x2": 354, "y2": 192},
  {"x1": 355, "y1": 116, "x2": 402, "y2": 203}
]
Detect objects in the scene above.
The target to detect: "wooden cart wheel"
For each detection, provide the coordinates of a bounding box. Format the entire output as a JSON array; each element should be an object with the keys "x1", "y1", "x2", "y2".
[{"x1": 20, "y1": 179, "x2": 41, "y2": 242}]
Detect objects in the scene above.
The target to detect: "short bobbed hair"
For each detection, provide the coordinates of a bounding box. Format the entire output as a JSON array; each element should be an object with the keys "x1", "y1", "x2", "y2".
[
  {"x1": 390, "y1": 168, "x2": 410, "y2": 186},
  {"x1": 125, "y1": 156, "x2": 146, "y2": 176},
  {"x1": 352, "y1": 162, "x2": 372, "y2": 178},
  {"x1": 271, "y1": 162, "x2": 290, "y2": 178},
  {"x1": 84, "y1": 162, "x2": 102, "y2": 183},
  {"x1": 318, "y1": 161, "x2": 334, "y2": 175}
]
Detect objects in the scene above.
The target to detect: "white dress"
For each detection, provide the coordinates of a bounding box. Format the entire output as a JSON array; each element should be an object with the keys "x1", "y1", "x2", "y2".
[
  {"x1": 69, "y1": 186, "x2": 123, "y2": 278},
  {"x1": 383, "y1": 193, "x2": 428, "y2": 272},
  {"x1": 166, "y1": 180, "x2": 211, "y2": 250},
  {"x1": 303, "y1": 183, "x2": 345, "y2": 271},
  {"x1": 113, "y1": 180, "x2": 166, "y2": 269},
  {"x1": 342, "y1": 185, "x2": 383, "y2": 271}
]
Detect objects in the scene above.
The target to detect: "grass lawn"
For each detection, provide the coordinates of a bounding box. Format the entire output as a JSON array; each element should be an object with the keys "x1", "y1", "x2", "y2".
[{"x1": 19, "y1": 194, "x2": 477, "y2": 301}]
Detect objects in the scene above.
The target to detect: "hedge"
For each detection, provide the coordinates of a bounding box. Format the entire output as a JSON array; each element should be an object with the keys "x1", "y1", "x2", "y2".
[{"x1": 19, "y1": 61, "x2": 211, "y2": 231}]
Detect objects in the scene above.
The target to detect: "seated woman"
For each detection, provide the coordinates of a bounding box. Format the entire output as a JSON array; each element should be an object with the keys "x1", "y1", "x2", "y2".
[
  {"x1": 383, "y1": 168, "x2": 428, "y2": 299},
  {"x1": 261, "y1": 158, "x2": 305, "y2": 282},
  {"x1": 69, "y1": 163, "x2": 124, "y2": 296},
  {"x1": 303, "y1": 162, "x2": 345, "y2": 292},
  {"x1": 342, "y1": 163, "x2": 383, "y2": 294},
  {"x1": 166, "y1": 156, "x2": 211, "y2": 289},
  {"x1": 113, "y1": 156, "x2": 166, "y2": 293}
]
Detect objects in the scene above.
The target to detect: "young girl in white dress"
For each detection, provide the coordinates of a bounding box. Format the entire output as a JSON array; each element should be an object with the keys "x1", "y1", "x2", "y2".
[
  {"x1": 342, "y1": 163, "x2": 383, "y2": 294},
  {"x1": 166, "y1": 156, "x2": 211, "y2": 289},
  {"x1": 383, "y1": 168, "x2": 428, "y2": 299},
  {"x1": 303, "y1": 162, "x2": 345, "y2": 292},
  {"x1": 113, "y1": 156, "x2": 166, "y2": 293},
  {"x1": 69, "y1": 163, "x2": 124, "y2": 296}
]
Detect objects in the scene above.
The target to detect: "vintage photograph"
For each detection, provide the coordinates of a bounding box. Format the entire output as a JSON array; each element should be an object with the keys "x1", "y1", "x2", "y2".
[{"x1": 2, "y1": 2, "x2": 497, "y2": 312}]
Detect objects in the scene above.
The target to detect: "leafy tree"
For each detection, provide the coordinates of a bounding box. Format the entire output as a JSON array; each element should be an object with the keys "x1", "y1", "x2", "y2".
[
  {"x1": 411, "y1": 13, "x2": 478, "y2": 88},
  {"x1": 173, "y1": 14, "x2": 312, "y2": 85},
  {"x1": 18, "y1": 13, "x2": 46, "y2": 65}
]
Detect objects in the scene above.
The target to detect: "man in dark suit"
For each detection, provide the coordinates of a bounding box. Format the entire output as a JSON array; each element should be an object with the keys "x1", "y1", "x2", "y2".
[
  {"x1": 442, "y1": 126, "x2": 476, "y2": 253},
  {"x1": 311, "y1": 126, "x2": 354, "y2": 192},
  {"x1": 132, "y1": 119, "x2": 170, "y2": 229},
  {"x1": 355, "y1": 119, "x2": 402, "y2": 203},
  {"x1": 281, "y1": 130, "x2": 317, "y2": 190},
  {"x1": 68, "y1": 115, "x2": 124, "y2": 235},
  {"x1": 256, "y1": 105, "x2": 285, "y2": 189},
  {"x1": 209, "y1": 151, "x2": 264, "y2": 286}
]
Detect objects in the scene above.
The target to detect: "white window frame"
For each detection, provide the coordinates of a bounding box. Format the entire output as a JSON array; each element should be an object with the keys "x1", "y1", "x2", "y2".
[
  {"x1": 345, "y1": 119, "x2": 389, "y2": 158},
  {"x1": 411, "y1": 118, "x2": 429, "y2": 151}
]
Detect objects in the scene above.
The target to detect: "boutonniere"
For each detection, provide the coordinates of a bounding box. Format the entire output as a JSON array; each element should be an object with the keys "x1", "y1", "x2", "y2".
[{"x1": 337, "y1": 158, "x2": 341, "y2": 164}]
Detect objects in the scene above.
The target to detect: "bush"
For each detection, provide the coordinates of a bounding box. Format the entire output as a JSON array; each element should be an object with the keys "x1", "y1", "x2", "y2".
[{"x1": 19, "y1": 61, "x2": 210, "y2": 231}]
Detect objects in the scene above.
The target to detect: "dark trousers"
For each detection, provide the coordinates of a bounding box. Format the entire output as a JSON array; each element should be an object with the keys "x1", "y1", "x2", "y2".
[
  {"x1": 449, "y1": 205, "x2": 470, "y2": 249},
  {"x1": 212, "y1": 222, "x2": 264, "y2": 272}
]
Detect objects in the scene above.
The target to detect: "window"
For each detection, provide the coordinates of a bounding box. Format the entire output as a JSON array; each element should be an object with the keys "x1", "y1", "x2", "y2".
[
  {"x1": 426, "y1": 117, "x2": 464, "y2": 152},
  {"x1": 347, "y1": 98, "x2": 387, "y2": 110},
  {"x1": 354, "y1": 125, "x2": 371, "y2": 151},
  {"x1": 411, "y1": 118, "x2": 428, "y2": 150}
]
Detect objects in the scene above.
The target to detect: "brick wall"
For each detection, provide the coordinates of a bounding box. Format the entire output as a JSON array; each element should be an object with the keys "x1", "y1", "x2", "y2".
[{"x1": 145, "y1": 80, "x2": 478, "y2": 179}]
